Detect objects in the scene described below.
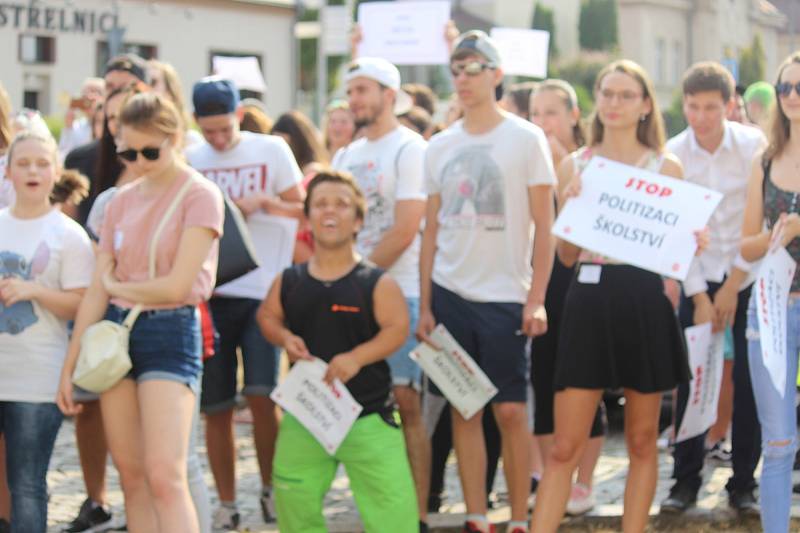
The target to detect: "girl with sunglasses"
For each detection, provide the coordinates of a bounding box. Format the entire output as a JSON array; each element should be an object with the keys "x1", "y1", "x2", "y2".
[
  {"x1": 57, "y1": 92, "x2": 224, "y2": 533},
  {"x1": 0, "y1": 130, "x2": 93, "y2": 532},
  {"x1": 739, "y1": 51, "x2": 800, "y2": 533}
]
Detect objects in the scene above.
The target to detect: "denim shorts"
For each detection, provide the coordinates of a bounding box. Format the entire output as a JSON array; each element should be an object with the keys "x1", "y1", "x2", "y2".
[
  {"x1": 105, "y1": 304, "x2": 202, "y2": 394},
  {"x1": 387, "y1": 297, "x2": 423, "y2": 391},
  {"x1": 201, "y1": 297, "x2": 279, "y2": 414}
]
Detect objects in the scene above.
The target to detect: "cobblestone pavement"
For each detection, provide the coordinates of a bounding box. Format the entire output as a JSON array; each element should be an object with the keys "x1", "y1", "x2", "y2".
[{"x1": 46, "y1": 407, "x2": 800, "y2": 532}]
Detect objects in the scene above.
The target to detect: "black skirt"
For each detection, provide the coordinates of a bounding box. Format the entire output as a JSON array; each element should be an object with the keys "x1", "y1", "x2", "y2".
[{"x1": 554, "y1": 264, "x2": 690, "y2": 393}]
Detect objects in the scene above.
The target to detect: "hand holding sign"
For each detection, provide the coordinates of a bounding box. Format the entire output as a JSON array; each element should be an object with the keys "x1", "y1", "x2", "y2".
[{"x1": 324, "y1": 352, "x2": 361, "y2": 384}]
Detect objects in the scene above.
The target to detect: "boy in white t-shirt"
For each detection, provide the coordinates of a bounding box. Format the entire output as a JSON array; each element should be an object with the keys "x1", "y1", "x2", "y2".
[
  {"x1": 186, "y1": 77, "x2": 305, "y2": 529},
  {"x1": 417, "y1": 32, "x2": 556, "y2": 533},
  {"x1": 332, "y1": 57, "x2": 430, "y2": 531}
]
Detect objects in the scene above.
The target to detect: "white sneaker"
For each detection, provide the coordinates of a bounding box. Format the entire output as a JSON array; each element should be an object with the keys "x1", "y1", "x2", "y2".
[
  {"x1": 260, "y1": 488, "x2": 277, "y2": 522},
  {"x1": 212, "y1": 505, "x2": 241, "y2": 532},
  {"x1": 565, "y1": 483, "x2": 594, "y2": 516}
]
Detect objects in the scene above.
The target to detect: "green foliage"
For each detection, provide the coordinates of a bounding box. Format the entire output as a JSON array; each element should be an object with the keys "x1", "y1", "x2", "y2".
[
  {"x1": 739, "y1": 34, "x2": 766, "y2": 87},
  {"x1": 663, "y1": 90, "x2": 687, "y2": 138},
  {"x1": 43, "y1": 115, "x2": 64, "y2": 141},
  {"x1": 573, "y1": 84, "x2": 594, "y2": 117},
  {"x1": 578, "y1": 0, "x2": 618, "y2": 51},
  {"x1": 532, "y1": 4, "x2": 557, "y2": 58}
]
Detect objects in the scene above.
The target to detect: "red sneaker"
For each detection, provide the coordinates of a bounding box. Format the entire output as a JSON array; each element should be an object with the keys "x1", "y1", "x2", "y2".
[{"x1": 462, "y1": 521, "x2": 496, "y2": 533}]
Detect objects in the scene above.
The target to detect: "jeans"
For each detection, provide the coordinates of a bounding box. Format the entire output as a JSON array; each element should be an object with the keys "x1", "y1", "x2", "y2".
[
  {"x1": 0, "y1": 402, "x2": 63, "y2": 533},
  {"x1": 747, "y1": 294, "x2": 800, "y2": 533},
  {"x1": 672, "y1": 282, "x2": 761, "y2": 494}
]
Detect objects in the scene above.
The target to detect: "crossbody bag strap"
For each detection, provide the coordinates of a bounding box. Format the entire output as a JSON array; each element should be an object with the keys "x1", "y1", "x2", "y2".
[{"x1": 122, "y1": 174, "x2": 196, "y2": 329}]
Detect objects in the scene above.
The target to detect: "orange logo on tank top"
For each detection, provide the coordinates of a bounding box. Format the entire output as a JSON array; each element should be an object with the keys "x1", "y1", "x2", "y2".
[{"x1": 331, "y1": 304, "x2": 360, "y2": 313}]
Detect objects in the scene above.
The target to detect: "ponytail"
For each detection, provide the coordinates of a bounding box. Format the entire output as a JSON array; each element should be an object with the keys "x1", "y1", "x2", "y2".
[{"x1": 50, "y1": 169, "x2": 89, "y2": 205}]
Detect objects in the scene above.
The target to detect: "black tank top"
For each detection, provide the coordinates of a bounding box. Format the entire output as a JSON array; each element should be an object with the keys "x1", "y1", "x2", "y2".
[{"x1": 280, "y1": 261, "x2": 392, "y2": 417}]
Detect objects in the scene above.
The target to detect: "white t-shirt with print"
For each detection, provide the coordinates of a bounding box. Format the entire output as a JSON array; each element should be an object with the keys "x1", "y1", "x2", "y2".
[
  {"x1": 0, "y1": 208, "x2": 94, "y2": 403},
  {"x1": 186, "y1": 131, "x2": 303, "y2": 299},
  {"x1": 425, "y1": 114, "x2": 556, "y2": 304},
  {"x1": 332, "y1": 126, "x2": 426, "y2": 297}
]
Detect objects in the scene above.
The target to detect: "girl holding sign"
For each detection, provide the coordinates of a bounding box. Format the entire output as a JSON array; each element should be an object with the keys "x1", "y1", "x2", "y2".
[
  {"x1": 531, "y1": 61, "x2": 693, "y2": 533},
  {"x1": 739, "y1": 51, "x2": 800, "y2": 533}
]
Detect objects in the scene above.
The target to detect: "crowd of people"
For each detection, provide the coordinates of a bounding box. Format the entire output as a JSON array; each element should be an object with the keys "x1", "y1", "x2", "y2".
[{"x1": 0, "y1": 22, "x2": 799, "y2": 533}]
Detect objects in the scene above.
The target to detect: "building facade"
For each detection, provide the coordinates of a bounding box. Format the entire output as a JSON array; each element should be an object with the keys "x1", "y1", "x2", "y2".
[{"x1": 0, "y1": 0, "x2": 296, "y2": 117}]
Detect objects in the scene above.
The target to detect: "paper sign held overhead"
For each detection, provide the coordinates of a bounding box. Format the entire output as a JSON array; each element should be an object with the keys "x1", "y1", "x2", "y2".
[
  {"x1": 490, "y1": 28, "x2": 549, "y2": 79},
  {"x1": 553, "y1": 157, "x2": 722, "y2": 280},
  {"x1": 357, "y1": 1, "x2": 451, "y2": 65},
  {"x1": 212, "y1": 56, "x2": 266, "y2": 93}
]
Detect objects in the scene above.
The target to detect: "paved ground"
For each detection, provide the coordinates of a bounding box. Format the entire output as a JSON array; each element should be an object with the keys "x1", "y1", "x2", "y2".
[{"x1": 45, "y1": 404, "x2": 800, "y2": 532}]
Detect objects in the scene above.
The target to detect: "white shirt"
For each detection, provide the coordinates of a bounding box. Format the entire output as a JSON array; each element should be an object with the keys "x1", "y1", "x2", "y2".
[
  {"x1": 667, "y1": 121, "x2": 767, "y2": 296},
  {"x1": 425, "y1": 114, "x2": 556, "y2": 303},
  {"x1": 332, "y1": 126, "x2": 427, "y2": 297},
  {"x1": 0, "y1": 208, "x2": 94, "y2": 403},
  {"x1": 0, "y1": 155, "x2": 13, "y2": 209},
  {"x1": 186, "y1": 131, "x2": 303, "y2": 299},
  {"x1": 58, "y1": 118, "x2": 93, "y2": 160}
]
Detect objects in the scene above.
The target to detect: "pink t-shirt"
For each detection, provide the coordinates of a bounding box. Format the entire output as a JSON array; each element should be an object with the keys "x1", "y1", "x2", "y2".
[{"x1": 99, "y1": 169, "x2": 224, "y2": 309}]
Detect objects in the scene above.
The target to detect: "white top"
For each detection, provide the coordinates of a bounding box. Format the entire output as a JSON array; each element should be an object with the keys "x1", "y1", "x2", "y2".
[
  {"x1": 186, "y1": 131, "x2": 303, "y2": 299},
  {"x1": 0, "y1": 155, "x2": 13, "y2": 209},
  {"x1": 58, "y1": 118, "x2": 93, "y2": 160},
  {"x1": 667, "y1": 121, "x2": 767, "y2": 296},
  {"x1": 0, "y1": 208, "x2": 94, "y2": 403},
  {"x1": 425, "y1": 114, "x2": 556, "y2": 303},
  {"x1": 332, "y1": 126, "x2": 427, "y2": 297}
]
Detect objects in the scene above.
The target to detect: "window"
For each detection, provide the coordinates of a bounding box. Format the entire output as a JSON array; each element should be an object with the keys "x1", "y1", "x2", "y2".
[
  {"x1": 96, "y1": 41, "x2": 158, "y2": 77},
  {"x1": 655, "y1": 38, "x2": 666, "y2": 85},
  {"x1": 23, "y1": 91, "x2": 39, "y2": 110},
  {"x1": 19, "y1": 35, "x2": 55, "y2": 64}
]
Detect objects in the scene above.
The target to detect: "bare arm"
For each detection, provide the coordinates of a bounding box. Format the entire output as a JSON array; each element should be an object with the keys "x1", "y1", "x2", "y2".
[
  {"x1": 524, "y1": 184, "x2": 555, "y2": 336},
  {"x1": 103, "y1": 226, "x2": 217, "y2": 305},
  {"x1": 555, "y1": 156, "x2": 582, "y2": 267},
  {"x1": 416, "y1": 194, "x2": 440, "y2": 345},
  {"x1": 257, "y1": 274, "x2": 313, "y2": 362},
  {"x1": 325, "y1": 274, "x2": 410, "y2": 383},
  {"x1": 740, "y1": 157, "x2": 771, "y2": 262},
  {"x1": 368, "y1": 199, "x2": 425, "y2": 269},
  {"x1": 234, "y1": 184, "x2": 306, "y2": 219},
  {"x1": 0, "y1": 281, "x2": 84, "y2": 320}
]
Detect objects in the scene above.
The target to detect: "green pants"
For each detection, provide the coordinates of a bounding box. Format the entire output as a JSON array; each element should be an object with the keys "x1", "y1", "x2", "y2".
[{"x1": 273, "y1": 412, "x2": 418, "y2": 533}]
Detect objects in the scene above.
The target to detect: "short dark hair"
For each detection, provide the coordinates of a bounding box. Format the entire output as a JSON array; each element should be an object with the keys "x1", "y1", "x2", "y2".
[
  {"x1": 105, "y1": 53, "x2": 148, "y2": 83},
  {"x1": 682, "y1": 61, "x2": 734, "y2": 101},
  {"x1": 401, "y1": 83, "x2": 436, "y2": 115},
  {"x1": 304, "y1": 169, "x2": 367, "y2": 222},
  {"x1": 399, "y1": 106, "x2": 432, "y2": 135}
]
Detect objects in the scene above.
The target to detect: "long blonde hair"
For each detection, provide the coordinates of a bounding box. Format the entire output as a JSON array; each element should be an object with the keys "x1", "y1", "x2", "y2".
[
  {"x1": 765, "y1": 51, "x2": 800, "y2": 160},
  {"x1": 0, "y1": 83, "x2": 12, "y2": 153},
  {"x1": 589, "y1": 59, "x2": 666, "y2": 151}
]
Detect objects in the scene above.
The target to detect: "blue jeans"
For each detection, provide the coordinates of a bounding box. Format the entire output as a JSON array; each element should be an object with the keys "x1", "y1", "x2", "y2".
[
  {"x1": 747, "y1": 294, "x2": 800, "y2": 533},
  {"x1": 387, "y1": 297, "x2": 423, "y2": 391},
  {"x1": 0, "y1": 402, "x2": 63, "y2": 532}
]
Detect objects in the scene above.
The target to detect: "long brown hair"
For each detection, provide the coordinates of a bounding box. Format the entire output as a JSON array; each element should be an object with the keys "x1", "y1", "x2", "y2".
[
  {"x1": 148, "y1": 60, "x2": 192, "y2": 133},
  {"x1": 589, "y1": 60, "x2": 666, "y2": 151},
  {"x1": 0, "y1": 83, "x2": 12, "y2": 153},
  {"x1": 765, "y1": 51, "x2": 800, "y2": 160},
  {"x1": 271, "y1": 110, "x2": 329, "y2": 168}
]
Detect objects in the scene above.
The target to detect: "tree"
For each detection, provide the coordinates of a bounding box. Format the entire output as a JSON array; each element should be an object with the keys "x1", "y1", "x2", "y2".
[
  {"x1": 739, "y1": 34, "x2": 766, "y2": 87},
  {"x1": 532, "y1": 3, "x2": 557, "y2": 58},
  {"x1": 579, "y1": 0, "x2": 618, "y2": 51}
]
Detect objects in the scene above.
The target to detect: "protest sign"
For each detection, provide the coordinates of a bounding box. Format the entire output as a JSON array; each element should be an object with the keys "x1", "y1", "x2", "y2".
[
  {"x1": 489, "y1": 28, "x2": 549, "y2": 79},
  {"x1": 676, "y1": 323, "x2": 724, "y2": 443},
  {"x1": 754, "y1": 246, "x2": 797, "y2": 396},
  {"x1": 211, "y1": 56, "x2": 266, "y2": 92},
  {"x1": 271, "y1": 359, "x2": 362, "y2": 454},
  {"x1": 410, "y1": 325, "x2": 497, "y2": 420},
  {"x1": 216, "y1": 213, "x2": 297, "y2": 300},
  {"x1": 322, "y1": 5, "x2": 351, "y2": 56},
  {"x1": 553, "y1": 156, "x2": 722, "y2": 280},
  {"x1": 357, "y1": 1, "x2": 451, "y2": 65}
]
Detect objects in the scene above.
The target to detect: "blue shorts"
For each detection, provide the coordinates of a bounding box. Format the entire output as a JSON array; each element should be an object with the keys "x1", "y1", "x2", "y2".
[
  {"x1": 105, "y1": 304, "x2": 202, "y2": 394},
  {"x1": 387, "y1": 297, "x2": 422, "y2": 391},
  {"x1": 201, "y1": 297, "x2": 279, "y2": 414},
  {"x1": 429, "y1": 283, "x2": 529, "y2": 403}
]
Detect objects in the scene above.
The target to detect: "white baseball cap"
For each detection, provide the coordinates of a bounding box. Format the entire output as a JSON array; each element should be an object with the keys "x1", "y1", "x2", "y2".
[{"x1": 345, "y1": 57, "x2": 413, "y2": 115}]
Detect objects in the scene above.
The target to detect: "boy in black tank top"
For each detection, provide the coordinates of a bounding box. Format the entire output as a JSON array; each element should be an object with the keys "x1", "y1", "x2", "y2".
[{"x1": 257, "y1": 170, "x2": 419, "y2": 533}]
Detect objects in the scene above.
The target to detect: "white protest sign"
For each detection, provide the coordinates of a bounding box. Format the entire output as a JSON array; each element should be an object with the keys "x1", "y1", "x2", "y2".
[
  {"x1": 357, "y1": 1, "x2": 451, "y2": 65},
  {"x1": 754, "y1": 246, "x2": 797, "y2": 397},
  {"x1": 553, "y1": 157, "x2": 723, "y2": 280},
  {"x1": 212, "y1": 56, "x2": 266, "y2": 92},
  {"x1": 676, "y1": 323, "x2": 724, "y2": 443},
  {"x1": 322, "y1": 5, "x2": 351, "y2": 56},
  {"x1": 217, "y1": 213, "x2": 298, "y2": 300},
  {"x1": 490, "y1": 28, "x2": 549, "y2": 79},
  {"x1": 271, "y1": 359, "x2": 362, "y2": 454},
  {"x1": 410, "y1": 325, "x2": 497, "y2": 420}
]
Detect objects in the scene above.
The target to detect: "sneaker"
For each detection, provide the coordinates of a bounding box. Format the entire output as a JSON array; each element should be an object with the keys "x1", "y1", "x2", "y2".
[
  {"x1": 565, "y1": 482, "x2": 595, "y2": 515},
  {"x1": 212, "y1": 505, "x2": 241, "y2": 531},
  {"x1": 419, "y1": 521, "x2": 429, "y2": 533},
  {"x1": 659, "y1": 483, "x2": 697, "y2": 514},
  {"x1": 0, "y1": 518, "x2": 10, "y2": 533},
  {"x1": 706, "y1": 440, "x2": 732, "y2": 463},
  {"x1": 61, "y1": 498, "x2": 114, "y2": 533},
  {"x1": 259, "y1": 489, "x2": 276, "y2": 523},
  {"x1": 729, "y1": 489, "x2": 759, "y2": 517},
  {"x1": 427, "y1": 492, "x2": 443, "y2": 513},
  {"x1": 462, "y1": 521, "x2": 496, "y2": 533}
]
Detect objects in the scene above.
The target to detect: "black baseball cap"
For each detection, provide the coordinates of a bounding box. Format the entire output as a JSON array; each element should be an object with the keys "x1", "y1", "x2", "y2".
[
  {"x1": 193, "y1": 77, "x2": 240, "y2": 117},
  {"x1": 105, "y1": 53, "x2": 148, "y2": 83}
]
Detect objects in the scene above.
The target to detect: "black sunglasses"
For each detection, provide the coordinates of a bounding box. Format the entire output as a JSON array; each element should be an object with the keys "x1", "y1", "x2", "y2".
[
  {"x1": 775, "y1": 81, "x2": 800, "y2": 98},
  {"x1": 117, "y1": 139, "x2": 168, "y2": 162}
]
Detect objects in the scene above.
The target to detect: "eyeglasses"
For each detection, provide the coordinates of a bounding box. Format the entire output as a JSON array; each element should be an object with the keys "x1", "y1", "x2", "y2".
[
  {"x1": 450, "y1": 61, "x2": 495, "y2": 77},
  {"x1": 597, "y1": 89, "x2": 642, "y2": 103},
  {"x1": 775, "y1": 82, "x2": 800, "y2": 98},
  {"x1": 117, "y1": 138, "x2": 168, "y2": 162}
]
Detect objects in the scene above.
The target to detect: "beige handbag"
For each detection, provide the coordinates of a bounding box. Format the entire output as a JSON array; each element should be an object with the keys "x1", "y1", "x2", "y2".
[{"x1": 72, "y1": 177, "x2": 195, "y2": 393}]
